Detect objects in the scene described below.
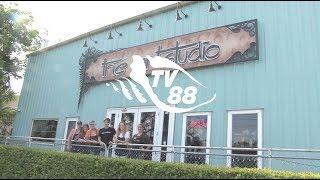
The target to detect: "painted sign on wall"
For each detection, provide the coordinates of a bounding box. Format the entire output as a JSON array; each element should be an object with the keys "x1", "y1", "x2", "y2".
[{"x1": 78, "y1": 19, "x2": 258, "y2": 107}]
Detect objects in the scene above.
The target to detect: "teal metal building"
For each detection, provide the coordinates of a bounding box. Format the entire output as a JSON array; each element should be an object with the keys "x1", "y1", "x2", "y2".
[{"x1": 12, "y1": 1, "x2": 320, "y2": 170}]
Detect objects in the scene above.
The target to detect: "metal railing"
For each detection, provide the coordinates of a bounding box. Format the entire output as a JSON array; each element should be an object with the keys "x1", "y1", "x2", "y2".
[{"x1": 1, "y1": 136, "x2": 320, "y2": 173}]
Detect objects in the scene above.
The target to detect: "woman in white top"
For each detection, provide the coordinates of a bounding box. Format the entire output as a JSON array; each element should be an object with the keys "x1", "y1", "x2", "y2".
[{"x1": 113, "y1": 121, "x2": 130, "y2": 157}]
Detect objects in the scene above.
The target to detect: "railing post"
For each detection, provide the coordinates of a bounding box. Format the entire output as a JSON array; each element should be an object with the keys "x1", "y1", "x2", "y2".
[
  {"x1": 5, "y1": 137, "x2": 8, "y2": 145},
  {"x1": 170, "y1": 146, "x2": 174, "y2": 163},
  {"x1": 105, "y1": 143, "x2": 109, "y2": 157},
  {"x1": 268, "y1": 148, "x2": 272, "y2": 169},
  {"x1": 210, "y1": 148, "x2": 213, "y2": 166},
  {"x1": 61, "y1": 140, "x2": 65, "y2": 152},
  {"x1": 28, "y1": 138, "x2": 32, "y2": 148},
  {"x1": 171, "y1": 146, "x2": 176, "y2": 163}
]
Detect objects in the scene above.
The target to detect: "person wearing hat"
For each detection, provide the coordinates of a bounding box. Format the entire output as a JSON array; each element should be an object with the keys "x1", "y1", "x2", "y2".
[{"x1": 85, "y1": 120, "x2": 100, "y2": 155}]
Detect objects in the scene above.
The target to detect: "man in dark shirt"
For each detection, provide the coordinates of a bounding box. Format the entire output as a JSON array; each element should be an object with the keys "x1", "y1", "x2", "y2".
[{"x1": 98, "y1": 118, "x2": 116, "y2": 150}]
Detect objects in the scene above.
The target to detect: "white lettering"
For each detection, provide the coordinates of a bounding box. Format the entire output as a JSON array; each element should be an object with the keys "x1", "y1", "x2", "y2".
[
  {"x1": 164, "y1": 70, "x2": 179, "y2": 87},
  {"x1": 151, "y1": 70, "x2": 165, "y2": 87}
]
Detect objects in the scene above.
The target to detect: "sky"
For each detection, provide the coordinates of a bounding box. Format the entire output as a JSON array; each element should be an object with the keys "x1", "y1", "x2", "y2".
[{"x1": 5, "y1": 1, "x2": 177, "y2": 94}]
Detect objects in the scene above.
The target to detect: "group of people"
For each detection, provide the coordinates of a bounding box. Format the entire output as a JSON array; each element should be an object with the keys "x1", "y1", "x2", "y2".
[{"x1": 67, "y1": 117, "x2": 152, "y2": 159}]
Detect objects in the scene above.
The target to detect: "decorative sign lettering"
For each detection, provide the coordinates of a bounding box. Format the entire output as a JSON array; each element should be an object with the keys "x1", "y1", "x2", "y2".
[{"x1": 78, "y1": 19, "x2": 258, "y2": 108}]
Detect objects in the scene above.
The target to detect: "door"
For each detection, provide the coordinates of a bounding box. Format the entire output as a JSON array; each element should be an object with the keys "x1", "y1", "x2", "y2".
[
  {"x1": 107, "y1": 108, "x2": 139, "y2": 139},
  {"x1": 63, "y1": 117, "x2": 79, "y2": 151},
  {"x1": 121, "y1": 109, "x2": 139, "y2": 138},
  {"x1": 106, "y1": 106, "x2": 173, "y2": 161},
  {"x1": 106, "y1": 109, "x2": 121, "y2": 131},
  {"x1": 160, "y1": 111, "x2": 175, "y2": 162},
  {"x1": 137, "y1": 107, "x2": 161, "y2": 161},
  {"x1": 64, "y1": 117, "x2": 79, "y2": 140}
]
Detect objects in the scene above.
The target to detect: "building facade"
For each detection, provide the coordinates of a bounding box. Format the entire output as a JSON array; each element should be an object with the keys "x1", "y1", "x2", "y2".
[{"x1": 12, "y1": 1, "x2": 320, "y2": 170}]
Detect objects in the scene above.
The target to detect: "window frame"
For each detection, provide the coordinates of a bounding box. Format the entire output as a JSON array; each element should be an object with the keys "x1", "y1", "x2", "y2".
[
  {"x1": 227, "y1": 109, "x2": 263, "y2": 168},
  {"x1": 29, "y1": 118, "x2": 59, "y2": 143},
  {"x1": 64, "y1": 117, "x2": 79, "y2": 140},
  {"x1": 181, "y1": 112, "x2": 212, "y2": 164}
]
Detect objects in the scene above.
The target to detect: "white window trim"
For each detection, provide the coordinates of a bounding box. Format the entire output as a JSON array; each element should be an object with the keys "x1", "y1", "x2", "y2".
[
  {"x1": 107, "y1": 106, "x2": 161, "y2": 138},
  {"x1": 61, "y1": 117, "x2": 79, "y2": 151},
  {"x1": 29, "y1": 118, "x2": 59, "y2": 143},
  {"x1": 227, "y1": 109, "x2": 263, "y2": 168},
  {"x1": 64, "y1": 117, "x2": 79, "y2": 140},
  {"x1": 166, "y1": 112, "x2": 175, "y2": 162},
  {"x1": 106, "y1": 109, "x2": 122, "y2": 131},
  {"x1": 181, "y1": 112, "x2": 212, "y2": 164},
  {"x1": 136, "y1": 107, "x2": 160, "y2": 137}
]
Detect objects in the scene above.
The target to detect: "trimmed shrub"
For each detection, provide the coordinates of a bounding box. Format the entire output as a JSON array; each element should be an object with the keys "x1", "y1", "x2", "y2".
[{"x1": 0, "y1": 145, "x2": 319, "y2": 179}]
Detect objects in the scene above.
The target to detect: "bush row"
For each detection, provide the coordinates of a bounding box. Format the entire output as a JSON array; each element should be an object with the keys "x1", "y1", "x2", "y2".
[{"x1": 0, "y1": 145, "x2": 319, "y2": 179}]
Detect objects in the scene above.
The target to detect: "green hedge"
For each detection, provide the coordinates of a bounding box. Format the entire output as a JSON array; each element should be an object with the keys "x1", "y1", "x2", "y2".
[{"x1": 0, "y1": 145, "x2": 319, "y2": 179}]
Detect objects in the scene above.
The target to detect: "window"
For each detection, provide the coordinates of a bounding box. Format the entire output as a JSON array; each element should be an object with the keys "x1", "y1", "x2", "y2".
[
  {"x1": 31, "y1": 119, "x2": 58, "y2": 142},
  {"x1": 227, "y1": 109, "x2": 263, "y2": 168},
  {"x1": 140, "y1": 112, "x2": 156, "y2": 143},
  {"x1": 181, "y1": 112, "x2": 211, "y2": 164},
  {"x1": 121, "y1": 113, "x2": 135, "y2": 138}
]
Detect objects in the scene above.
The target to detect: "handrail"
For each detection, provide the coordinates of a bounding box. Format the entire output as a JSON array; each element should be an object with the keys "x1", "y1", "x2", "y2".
[
  {"x1": 4, "y1": 136, "x2": 320, "y2": 153},
  {"x1": 3, "y1": 135, "x2": 320, "y2": 172}
]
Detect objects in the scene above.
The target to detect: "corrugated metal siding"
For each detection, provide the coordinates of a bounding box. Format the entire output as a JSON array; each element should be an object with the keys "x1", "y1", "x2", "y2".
[{"x1": 12, "y1": 1, "x2": 320, "y2": 153}]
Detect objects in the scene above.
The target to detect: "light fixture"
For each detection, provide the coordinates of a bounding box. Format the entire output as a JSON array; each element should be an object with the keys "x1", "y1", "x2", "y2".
[
  {"x1": 83, "y1": 33, "x2": 97, "y2": 47},
  {"x1": 208, "y1": 1, "x2": 215, "y2": 12},
  {"x1": 114, "y1": 28, "x2": 122, "y2": 36},
  {"x1": 89, "y1": 36, "x2": 98, "y2": 44},
  {"x1": 108, "y1": 27, "x2": 122, "y2": 40},
  {"x1": 175, "y1": 2, "x2": 188, "y2": 21},
  {"x1": 107, "y1": 31, "x2": 113, "y2": 40},
  {"x1": 214, "y1": 1, "x2": 222, "y2": 10},
  {"x1": 180, "y1": 10, "x2": 188, "y2": 18},
  {"x1": 144, "y1": 20, "x2": 152, "y2": 28},
  {"x1": 136, "y1": 19, "x2": 152, "y2": 31},
  {"x1": 176, "y1": 10, "x2": 182, "y2": 21},
  {"x1": 83, "y1": 40, "x2": 88, "y2": 47},
  {"x1": 136, "y1": 20, "x2": 143, "y2": 31}
]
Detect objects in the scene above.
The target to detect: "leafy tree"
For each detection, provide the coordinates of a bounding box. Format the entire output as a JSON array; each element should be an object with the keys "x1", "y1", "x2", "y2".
[
  {"x1": 0, "y1": 2, "x2": 46, "y2": 135},
  {"x1": 0, "y1": 106, "x2": 16, "y2": 135}
]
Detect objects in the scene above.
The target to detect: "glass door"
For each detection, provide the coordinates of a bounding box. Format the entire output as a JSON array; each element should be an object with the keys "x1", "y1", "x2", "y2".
[
  {"x1": 160, "y1": 111, "x2": 175, "y2": 162},
  {"x1": 63, "y1": 117, "x2": 79, "y2": 151},
  {"x1": 137, "y1": 107, "x2": 162, "y2": 161},
  {"x1": 107, "y1": 109, "x2": 139, "y2": 139},
  {"x1": 106, "y1": 109, "x2": 121, "y2": 130},
  {"x1": 107, "y1": 106, "x2": 174, "y2": 161},
  {"x1": 121, "y1": 110, "x2": 138, "y2": 138},
  {"x1": 106, "y1": 109, "x2": 121, "y2": 157},
  {"x1": 64, "y1": 118, "x2": 78, "y2": 140}
]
